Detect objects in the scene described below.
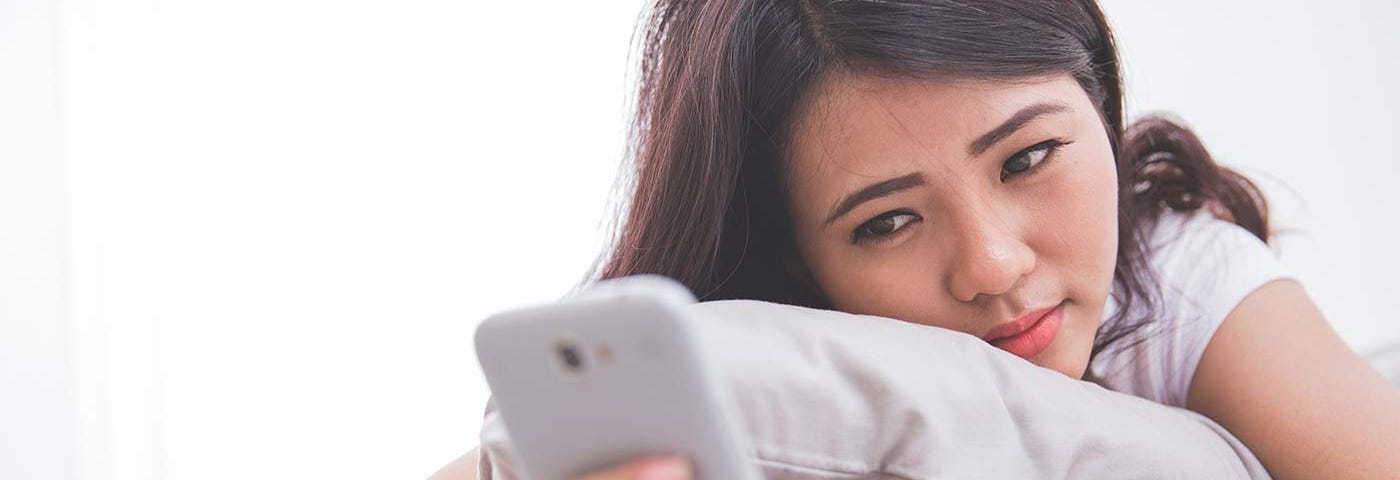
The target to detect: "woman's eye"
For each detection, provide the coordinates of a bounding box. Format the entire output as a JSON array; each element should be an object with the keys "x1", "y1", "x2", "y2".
[
  {"x1": 1000, "y1": 139, "x2": 1070, "y2": 180},
  {"x1": 852, "y1": 210, "x2": 919, "y2": 245}
]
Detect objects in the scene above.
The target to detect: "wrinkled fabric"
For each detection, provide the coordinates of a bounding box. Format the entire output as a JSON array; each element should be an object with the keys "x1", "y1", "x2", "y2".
[{"x1": 479, "y1": 299, "x2": 1270, "y2": 480}]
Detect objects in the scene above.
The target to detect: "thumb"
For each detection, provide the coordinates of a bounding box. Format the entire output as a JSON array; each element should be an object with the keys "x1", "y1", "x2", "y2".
[{"x1": 574, "y1": 455, "x2": 692, "y2": 480}]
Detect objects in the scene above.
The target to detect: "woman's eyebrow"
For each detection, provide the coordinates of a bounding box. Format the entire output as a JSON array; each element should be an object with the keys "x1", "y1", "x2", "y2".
[
  {"x1": 823, "y1": 172, "x2": 927, "y2": 227},
  {"x1": 821, "y1": 101, "x2": 1070, "y2": 229},
  {"x1": 967, "y1": 101, "x2": 1070, "y2": 157}
]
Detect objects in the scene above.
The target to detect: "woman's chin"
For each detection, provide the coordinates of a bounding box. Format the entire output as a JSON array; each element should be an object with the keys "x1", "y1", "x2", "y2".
[{"x1": 1031, "y1": 309, "x2": 1095, "y2": 380}]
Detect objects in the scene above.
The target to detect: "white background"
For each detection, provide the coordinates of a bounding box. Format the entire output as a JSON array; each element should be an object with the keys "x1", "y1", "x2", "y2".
[{"x1": 2, "y1": 0, "x2": 1397, "y2": 478}]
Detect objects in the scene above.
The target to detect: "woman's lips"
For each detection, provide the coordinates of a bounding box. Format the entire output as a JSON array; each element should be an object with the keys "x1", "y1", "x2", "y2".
[{"x1": 983, "y1": 302, "x2": 1065, "y2": 360}]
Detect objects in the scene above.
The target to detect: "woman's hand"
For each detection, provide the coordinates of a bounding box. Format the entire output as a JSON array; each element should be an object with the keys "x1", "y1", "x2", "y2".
[
  {"x1": 574, "y1": 455, "x2": 693, "y2": 480},
  {"x1": 427, "y1": 447, "x2": 692, "y2": 480}
]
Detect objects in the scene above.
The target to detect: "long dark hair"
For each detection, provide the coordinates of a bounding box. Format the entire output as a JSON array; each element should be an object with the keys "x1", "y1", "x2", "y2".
[{"x1": 582, "y1": 0, "x2": 1270, "y2": 364}]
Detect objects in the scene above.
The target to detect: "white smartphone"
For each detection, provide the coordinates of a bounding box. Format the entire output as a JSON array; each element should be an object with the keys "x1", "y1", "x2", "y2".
[{"x1": 474, "y1": 275, "x2": 761, "y2": 480}]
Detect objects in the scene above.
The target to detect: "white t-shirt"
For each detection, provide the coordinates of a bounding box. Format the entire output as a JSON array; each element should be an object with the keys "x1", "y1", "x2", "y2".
[{"x1": 1087, "y1": 208, "x2": 1294, "y2": 408}]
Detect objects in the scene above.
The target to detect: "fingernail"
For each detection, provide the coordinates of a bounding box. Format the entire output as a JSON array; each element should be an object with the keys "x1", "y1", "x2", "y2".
[{"x1": 636, "y1": 455, "x2": 691, "y2": 480}]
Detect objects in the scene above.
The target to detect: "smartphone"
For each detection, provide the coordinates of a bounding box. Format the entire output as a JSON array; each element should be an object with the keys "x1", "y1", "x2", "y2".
[{"x1": 474, "y1": 274, "x2": 760, "y2": 480}]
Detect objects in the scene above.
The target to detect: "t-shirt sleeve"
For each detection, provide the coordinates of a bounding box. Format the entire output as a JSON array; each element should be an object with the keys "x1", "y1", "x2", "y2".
[{"x1": 1091, "y1": 209, "x2": 1294, "y2": 408}]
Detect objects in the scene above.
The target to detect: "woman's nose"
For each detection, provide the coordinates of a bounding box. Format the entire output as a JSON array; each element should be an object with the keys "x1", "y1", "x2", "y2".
[{"x1": 945, "y1": 215, "x2": 1036, "y2": 303}]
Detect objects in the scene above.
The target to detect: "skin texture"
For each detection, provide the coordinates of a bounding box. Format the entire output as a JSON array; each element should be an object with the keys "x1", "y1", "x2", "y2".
[
  {"x1": 1189, "y1": 279, "x2": 1400, "y2": 479},
  {"x1": 783, "y1": 72, "x2": 1119, "y2": 380},
  {"x1": 427, "y1": 448, "x2": 693, "y2": 480}
]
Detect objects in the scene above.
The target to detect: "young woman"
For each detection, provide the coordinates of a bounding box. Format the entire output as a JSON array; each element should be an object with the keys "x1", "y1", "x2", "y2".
[{"x1": 434, "y1": 0, "x2": 1400, "y2": 478}]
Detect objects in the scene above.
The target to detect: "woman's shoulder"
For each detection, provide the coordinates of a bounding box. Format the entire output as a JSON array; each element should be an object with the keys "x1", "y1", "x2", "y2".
[
  {"x1": 1140, "y1": 208, "x2": 1286, "y2": 307},
  {"x1": 1130, "y1": 206, "x2": 1254, "y2": 250},
  {"x1": 1089, "y1": 207, "x2": 1293, "y2": 407}
]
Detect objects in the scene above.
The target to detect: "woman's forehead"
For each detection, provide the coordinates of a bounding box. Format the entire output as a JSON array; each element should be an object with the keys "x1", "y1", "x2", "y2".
[{"x1": 784, "y1": 73, "x2": 1087, "y2": 197}]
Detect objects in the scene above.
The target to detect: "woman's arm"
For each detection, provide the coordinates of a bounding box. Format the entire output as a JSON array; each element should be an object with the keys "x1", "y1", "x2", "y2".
[{"x1": 1188, "y1": 279, "x2": 1400, "y2": 479}]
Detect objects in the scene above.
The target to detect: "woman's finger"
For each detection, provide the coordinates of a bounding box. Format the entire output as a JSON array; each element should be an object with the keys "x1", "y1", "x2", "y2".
[{"x1": 573, "y1": 455, "x2": 693, "y2": 480}]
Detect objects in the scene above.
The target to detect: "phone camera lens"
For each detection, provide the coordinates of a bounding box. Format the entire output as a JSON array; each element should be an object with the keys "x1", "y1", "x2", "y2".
[{"x1": 557, "y1": 343, "x2": 585, "y2": 371}]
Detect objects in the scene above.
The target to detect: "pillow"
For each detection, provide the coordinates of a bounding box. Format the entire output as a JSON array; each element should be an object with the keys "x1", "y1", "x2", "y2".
[{"x1": 478, "y1": 299, "x2": 1270, "y2": 479}]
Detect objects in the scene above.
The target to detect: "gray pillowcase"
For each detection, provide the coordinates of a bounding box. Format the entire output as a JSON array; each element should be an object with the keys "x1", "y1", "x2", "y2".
[{"x1": 478, "y1": 299, "x2": 1270, "y2": 480}]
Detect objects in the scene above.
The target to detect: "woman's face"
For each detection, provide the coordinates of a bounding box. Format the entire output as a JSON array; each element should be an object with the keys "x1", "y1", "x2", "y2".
[{"x1": 784, "y1": 72, "x2": 1119, "y2": 379}]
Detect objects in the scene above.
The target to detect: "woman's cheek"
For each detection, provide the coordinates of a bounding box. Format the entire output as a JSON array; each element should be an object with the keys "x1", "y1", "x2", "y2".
[
  {"x1": 1051, "y1": 149, "x2": 1120, "y2": 310},
  {"x1": 1048, "y1": 147, "x2": 1117, "y2": 246},
  {"x1": 821, "y1": 239, "x2": 953, "y2": 329}
]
